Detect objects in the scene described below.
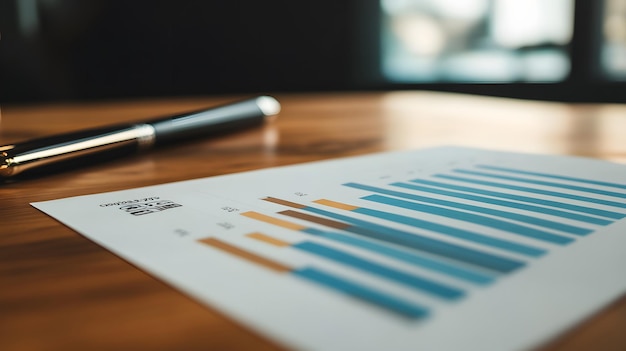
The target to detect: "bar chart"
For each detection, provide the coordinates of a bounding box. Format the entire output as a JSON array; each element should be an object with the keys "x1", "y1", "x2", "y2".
[
  {"x1": 34, "y1": 146, "x2": 626, "y2": 351},
  {"x1": 196, "y1": 158, "x2": 626, "y2": 320}
]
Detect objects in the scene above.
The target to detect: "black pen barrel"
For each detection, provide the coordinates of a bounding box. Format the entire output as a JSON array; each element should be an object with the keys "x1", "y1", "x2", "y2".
[
  {"x1": 150, "y1": 96, "x2": 277, "y2": 145},
  {"x1": 0, "y1": 96, "x2": 280, "y2": 179}
]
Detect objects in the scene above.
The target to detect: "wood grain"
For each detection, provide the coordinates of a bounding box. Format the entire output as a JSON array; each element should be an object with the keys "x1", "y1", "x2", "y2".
[{"x1": 1, "y1": 92, "x2": 625, "y2": 350}]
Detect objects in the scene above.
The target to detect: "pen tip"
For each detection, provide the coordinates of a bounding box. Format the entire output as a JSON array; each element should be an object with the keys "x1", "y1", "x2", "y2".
[
  {"x1": 0, "y1": 153, "x2": 13, "y2": 178},
  {"x1": 256, "y1": 96, "x2": 281, "y2": 116}
]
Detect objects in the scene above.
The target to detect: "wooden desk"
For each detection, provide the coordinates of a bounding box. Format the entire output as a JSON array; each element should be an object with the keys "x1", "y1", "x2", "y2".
[{"x1": 2, "y1": 92, "x2": 625, "y2": 350}]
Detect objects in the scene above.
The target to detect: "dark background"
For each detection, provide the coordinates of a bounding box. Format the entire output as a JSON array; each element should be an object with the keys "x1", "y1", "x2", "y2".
[
  {"x1": 1, "y1": 0, "x2": 360, "y2": 102},
  {"x1": 1, "y1": 0, "x2": 625, "y2": 104}
]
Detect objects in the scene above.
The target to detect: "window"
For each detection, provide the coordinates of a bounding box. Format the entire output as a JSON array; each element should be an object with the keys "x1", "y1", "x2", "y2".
[
  {"x1": 602, "y1": 0, "x2": 626, "y2": 80},
  {"x1": 380, "y1": 0, "x2": 575, "y2": 83}
]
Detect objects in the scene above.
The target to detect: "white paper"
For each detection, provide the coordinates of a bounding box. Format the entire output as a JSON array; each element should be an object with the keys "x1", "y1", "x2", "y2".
[{"x1": 33, "y1": 146, "x2": 626, "y2": 351}]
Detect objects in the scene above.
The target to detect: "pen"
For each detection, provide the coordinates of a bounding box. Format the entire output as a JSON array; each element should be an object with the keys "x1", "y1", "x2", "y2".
[{"x1": 0, "y1": 95, "x2": 280, "y2": 178}]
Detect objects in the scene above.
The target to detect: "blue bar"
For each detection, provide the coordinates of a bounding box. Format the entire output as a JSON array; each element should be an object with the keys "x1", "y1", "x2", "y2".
[
  {"x1": 320, "y1": 191, "x2": 546, "y2": 256},
  {"x1": 294, "y1": 241, "x2": 465, "y2": 300},
  {"x1": 293, "y1": 267, "x2": 429, "y2": 319},
  {"x1": 476, "y1": 165, "x2": 626, "y2": 191},
  {"x1": 391, "y1": 182, "x2": 612, "y2": 225},
  {"x1": 345, "y1": 182, "x2": 592, "y2": 235},
  {"x1": 410, "y1": 178, "x2": 625, "y2": 220},
  {"x1": 436, "y1": 174, "x2": 626, "y2": 209},
  {"x1": 455, "y1": 169, "x2": 626, "y2": 199},
  {"x1": 303, "y1": 206, "x2": 527, "y2": 273},
  {"x1": 360, "y1": 194, "x2": 574, "y2": 245},
  {"x1": 302, "y1": 227, "x2": 495, "y2": 285}
]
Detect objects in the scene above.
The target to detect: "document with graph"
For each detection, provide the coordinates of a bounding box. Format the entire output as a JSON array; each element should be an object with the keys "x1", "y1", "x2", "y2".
[{"x1": 32, "y1": 146, "x2": 626, "y2": 351}]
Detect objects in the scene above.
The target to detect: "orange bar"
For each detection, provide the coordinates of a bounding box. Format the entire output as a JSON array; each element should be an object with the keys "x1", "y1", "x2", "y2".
[
  {"x1": 314, "y1": 199, "x2": 359, "y2": 211},
  {"x1": 247, "y1": 232, "x2": 292, "y2": 247},
  {"x1": 198, "y1": 237, "x2": 292, "y2": 273},
  {"x1": 279, "y1": 210, "x2": 351, "y2": 230},
  {"x1": 262, "y1": 197, "x2": 306, "y2": 209},
  {"x1": 241, "y1": 211, "x2": 307, "y2": 231}
]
